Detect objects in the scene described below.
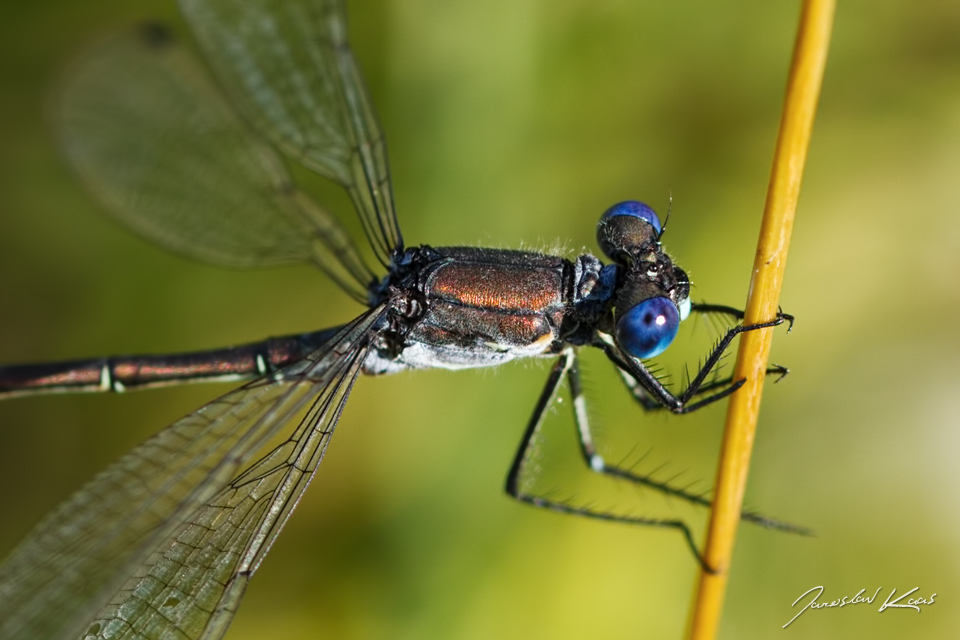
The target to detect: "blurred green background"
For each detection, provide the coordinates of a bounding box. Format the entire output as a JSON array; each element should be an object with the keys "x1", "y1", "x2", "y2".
[{"x1": 2, "y1": 0, "x2": 959, "y2": 638}]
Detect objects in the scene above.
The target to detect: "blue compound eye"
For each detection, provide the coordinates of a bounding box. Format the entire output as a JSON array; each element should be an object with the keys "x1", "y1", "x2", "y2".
[
  {"x1": 601, "y1": 201, "x2": 662, "y2": 235},
  {"x1": 615, "y1": 297, "x2": 680, "y2": 359}
]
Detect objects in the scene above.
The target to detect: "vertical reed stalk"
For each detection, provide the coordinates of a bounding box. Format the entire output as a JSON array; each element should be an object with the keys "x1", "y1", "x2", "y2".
[{"x1": 686, "y1": 1, "x2": 835, "y2": 638}]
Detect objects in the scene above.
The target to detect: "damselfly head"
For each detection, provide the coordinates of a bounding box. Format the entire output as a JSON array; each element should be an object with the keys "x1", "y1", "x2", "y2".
[{"x1": 597, "y1": 201, "x2": 691, "y2": 359}]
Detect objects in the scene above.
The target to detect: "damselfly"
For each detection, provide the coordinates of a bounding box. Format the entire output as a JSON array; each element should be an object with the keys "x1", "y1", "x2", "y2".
[{"x1": 0, "y1": 1, "x2": 795, "y2": 639}]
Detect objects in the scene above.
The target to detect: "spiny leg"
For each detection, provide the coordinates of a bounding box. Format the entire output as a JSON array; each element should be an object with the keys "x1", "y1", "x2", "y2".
[
  {"x1": 565, "y1": 355, "x2": 805, "y2": 533},
  {"x1": 609, "y1": 350, "x2": 789, "y2": 412},
  {"x1": 596, "y1": 306, "x2": 809, "y2": 537},
  {"x1": 599, "y1": 309, "x2": 792, "y2": 414},
  {"x1": 504, "y1": 348, "x2": 714, "y2": 571},
  {"x1": 690, "y1": 303, "x2": 795, "y2": 331}
]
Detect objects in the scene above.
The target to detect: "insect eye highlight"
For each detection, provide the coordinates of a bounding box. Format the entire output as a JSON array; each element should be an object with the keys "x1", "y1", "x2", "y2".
[{"x1": 615, "y1": 296, "x2": 679, "y2": 359}]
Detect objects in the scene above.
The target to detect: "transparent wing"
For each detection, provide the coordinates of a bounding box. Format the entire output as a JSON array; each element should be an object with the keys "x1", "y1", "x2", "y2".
[
  {"x1": 0, "y1": 306, "x2": 386, "y2": 640},
  {"x1": 55, "y1": 24, "x2": 375, "y2": 301},
  {"x1": 179, "y1": 0, "x2": 403, "y2": 266}
]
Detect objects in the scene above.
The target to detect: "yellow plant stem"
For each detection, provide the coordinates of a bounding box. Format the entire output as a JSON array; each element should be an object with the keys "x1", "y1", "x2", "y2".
[{"x1": 686, "y1": 1, "x2": 835, "y2": 638}]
